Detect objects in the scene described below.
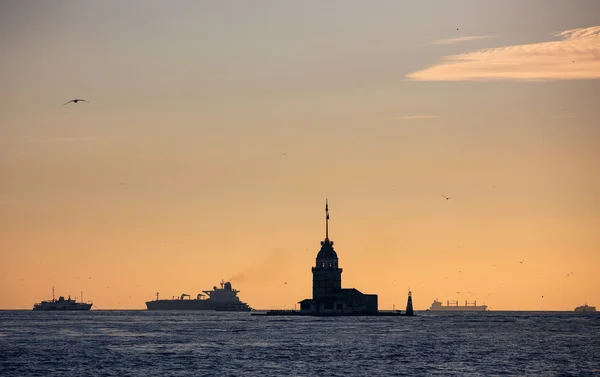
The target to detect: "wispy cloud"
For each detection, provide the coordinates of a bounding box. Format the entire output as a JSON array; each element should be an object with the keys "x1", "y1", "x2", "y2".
[
  {"x1": 431, "y1": 35, "x2": 498, "y2": 45},
  {"x1": 395, "y1": 115, "x2": 440, "y2": 120},
  {"x1": 25, "y1": 136, "x2": 124, "y2": 144},
  {"x1": 407, "y1": 26, "x2": 600, "y2": 81}
]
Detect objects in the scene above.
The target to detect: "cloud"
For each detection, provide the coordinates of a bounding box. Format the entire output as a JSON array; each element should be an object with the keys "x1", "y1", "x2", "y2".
[
  {"x1": 25, "y1": 136, "x2": 98, "y2": 143},
  {"x1": 24, "y1": 136, "x2": 124, "y2": 144},
  {"x1": 395, "y1": 115, "x2": 440, "y2": 120},
  {"x1": 407, "y1": 26, "x2": 600, "y2": 81},
  {"x1": 431, "y1": 35, "x2": 498, "y2": 45}
]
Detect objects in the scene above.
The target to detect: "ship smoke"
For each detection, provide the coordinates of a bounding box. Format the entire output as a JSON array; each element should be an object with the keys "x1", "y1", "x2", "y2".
[{"x1": 228, "y1": 249, "x2": 289, "y2": 284}]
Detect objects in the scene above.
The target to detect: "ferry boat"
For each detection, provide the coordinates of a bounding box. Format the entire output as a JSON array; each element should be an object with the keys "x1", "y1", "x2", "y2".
[
  {"x1": 428, "y1": 299, "x2": 488, "y2": 312},
  {"x1": 574, "y1": 303, "x2": 596, "y2": 312},
  {"x1": 33, "y1": 287, "x2": 92, "y2": 311},
  {"x1": 146, "y1": 280, "x2": 252, "y2": 311}
]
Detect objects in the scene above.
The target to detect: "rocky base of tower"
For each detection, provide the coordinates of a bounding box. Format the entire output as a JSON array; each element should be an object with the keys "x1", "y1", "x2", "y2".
[{"x1": 251, "y1": 310, "x2": 413, "y2": 316}]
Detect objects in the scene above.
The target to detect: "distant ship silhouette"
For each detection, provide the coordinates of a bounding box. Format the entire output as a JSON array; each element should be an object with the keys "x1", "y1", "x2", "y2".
[{"x1": 145, "y1": 280, "x2": 251, "y2": 311}]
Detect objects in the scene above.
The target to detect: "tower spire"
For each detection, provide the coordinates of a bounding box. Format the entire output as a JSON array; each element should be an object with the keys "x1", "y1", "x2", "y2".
[{"x1": 325, "y1": 199, "x2": 329, "y2": 240}]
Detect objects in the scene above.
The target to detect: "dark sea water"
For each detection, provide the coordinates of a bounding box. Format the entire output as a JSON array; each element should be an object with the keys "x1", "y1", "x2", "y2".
[{"x1": 0, "y1": 311, "x2": 599, "y2": 376}]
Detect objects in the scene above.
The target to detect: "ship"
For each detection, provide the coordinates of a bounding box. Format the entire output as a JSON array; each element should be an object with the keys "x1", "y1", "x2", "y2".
[
  {"x1": 574, "y1": 303, "x2": 596, "y2": 312},
  {"x1": 146, "y1": 280, "x2": 252, "y2": 311},
  {"x1": 33, "y1": 287, "x2": 92, "y2": 311},
  {"x1": 428, "y1": 299, "x2": 488, "y2": 312}
]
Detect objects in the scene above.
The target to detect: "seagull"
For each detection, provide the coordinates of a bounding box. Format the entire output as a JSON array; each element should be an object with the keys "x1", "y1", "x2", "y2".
[
  {"x1": 519, "y1": 260, "x2": 524, "y2": 264},
  {"x1": 284, "y1": 282, "x2": 288, "y2": 284},
  {"x1": 63, "y1": 99, "x2": 89, "y2": 105},
  {"x1": 442, "y1": 195, "x2": 452, "y2": 200}
]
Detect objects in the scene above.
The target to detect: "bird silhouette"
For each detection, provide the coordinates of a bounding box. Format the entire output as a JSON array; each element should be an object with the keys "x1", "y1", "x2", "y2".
[
  {"x1": 63, "y1": 99, "x2": 89, "y2": 105},
  {"x1": 442, "y1": 195, "x2": 452, "y2": 200},
  {"x1": 519, "y1": 260, "x2": 524, "y2": 264}
]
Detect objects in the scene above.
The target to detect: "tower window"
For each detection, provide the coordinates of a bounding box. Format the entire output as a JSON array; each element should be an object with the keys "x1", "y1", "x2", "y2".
[
  {"x1": 328, "y1": 262, "x2": 332, "y2": 268},
  {"x1": 321, "y1": 262, "x2": 325, "y2": 268}
]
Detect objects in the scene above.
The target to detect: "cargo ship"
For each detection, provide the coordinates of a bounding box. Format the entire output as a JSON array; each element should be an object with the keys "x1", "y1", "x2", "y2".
[
  {"x1": 33, "y1": 287, "x2": 92, "y2": 311},
  {"x1": 574, "y1": 303, "x2": 596, "y2": 312},
  {"x1": 428, "y1": 299, "x2": 488, "y2": 312},
  {"x1": 146, "y1": 280, "x2": 252, "y2": 311}
]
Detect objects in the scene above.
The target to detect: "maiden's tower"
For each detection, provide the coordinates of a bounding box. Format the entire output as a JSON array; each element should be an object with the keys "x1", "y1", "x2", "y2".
[{"x1": 298, "y1": 200, "x2": 378, "y2": 315}]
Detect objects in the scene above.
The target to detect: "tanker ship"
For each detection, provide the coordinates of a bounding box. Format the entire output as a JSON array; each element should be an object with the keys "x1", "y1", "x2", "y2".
[
  {"x1": 146, "y1": 280, "x2": 252, "y2": 311},
  {"x1": 428, "y1": 299, "x2": 488, "y2": 312}
]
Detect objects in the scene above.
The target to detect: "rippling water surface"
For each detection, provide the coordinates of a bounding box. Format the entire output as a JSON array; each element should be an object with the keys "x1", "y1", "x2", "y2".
[{"x1": 0, "y1": 311, "x2": 599, "y2": 376}]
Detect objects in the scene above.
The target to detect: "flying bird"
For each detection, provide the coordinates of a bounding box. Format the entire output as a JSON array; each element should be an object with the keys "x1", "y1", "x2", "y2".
[
  {"x1": 63, "y1": 99, "x2": 89, "y2": 105},
  {"x1": 519, "y1": 260, "x2": 524, "y2": 264},
  {"x1": 442, "y1": 195, "x2": 452, "y2": 200}
]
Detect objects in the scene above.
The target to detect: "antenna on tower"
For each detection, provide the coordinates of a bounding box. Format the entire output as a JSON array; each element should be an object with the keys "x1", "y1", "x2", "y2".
[{"x1": 325, "y1": 198, "x2": 330, "y2": 240}]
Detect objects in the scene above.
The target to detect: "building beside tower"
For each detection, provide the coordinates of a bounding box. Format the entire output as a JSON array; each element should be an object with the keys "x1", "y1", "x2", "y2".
[{"x1": 298, "y1": 200, "x2": 378, "y2": 314}]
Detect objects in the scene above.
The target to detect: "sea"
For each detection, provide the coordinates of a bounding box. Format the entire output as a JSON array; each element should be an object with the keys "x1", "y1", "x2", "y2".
[{"x1": 0, "y1": 311, "x2": 599, "y2": 376}]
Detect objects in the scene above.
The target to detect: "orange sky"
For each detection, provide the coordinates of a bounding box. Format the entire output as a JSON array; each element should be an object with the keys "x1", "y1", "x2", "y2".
[{"x1": 1, "y1": 1, "x2": 599, "y2": 310}]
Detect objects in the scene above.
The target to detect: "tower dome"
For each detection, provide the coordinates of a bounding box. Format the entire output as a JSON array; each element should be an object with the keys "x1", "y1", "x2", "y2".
[{"x1": 316, "y1": 239, "x2": 338, "y2": 259}]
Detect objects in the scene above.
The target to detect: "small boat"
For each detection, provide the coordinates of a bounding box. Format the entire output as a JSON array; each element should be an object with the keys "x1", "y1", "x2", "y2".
[{"x1": 574, "y1": 303, "x2": 596, "y2": 312}]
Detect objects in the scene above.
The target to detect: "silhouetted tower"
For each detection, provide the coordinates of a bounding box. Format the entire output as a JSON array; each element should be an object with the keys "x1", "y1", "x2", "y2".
[
  {"x1": 312, "y1": 199, "x2": 343, "y2": 299},
  {"x1": 405, "y1": 289, "x2": 414, "y2": 316}
]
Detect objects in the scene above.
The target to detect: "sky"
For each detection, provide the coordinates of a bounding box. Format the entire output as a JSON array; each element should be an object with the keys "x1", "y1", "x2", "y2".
[{"x1": 1, "y1": 0, "x2": 599, "y2": 310}]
